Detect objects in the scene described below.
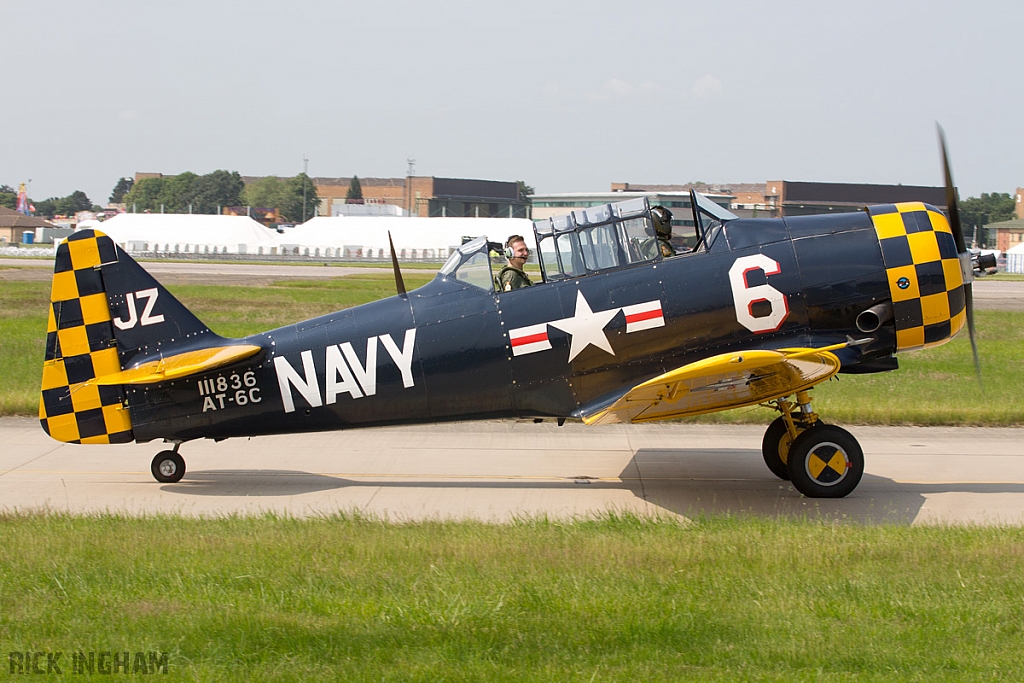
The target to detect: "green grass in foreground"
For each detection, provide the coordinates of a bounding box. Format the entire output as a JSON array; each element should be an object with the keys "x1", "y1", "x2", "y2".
[
  {"x1": 2, "y1": 277, "x2": 1022, "y2": 423},
  {"x1": 2, "y1": 514, "x2": 1023, "y2": 681}
]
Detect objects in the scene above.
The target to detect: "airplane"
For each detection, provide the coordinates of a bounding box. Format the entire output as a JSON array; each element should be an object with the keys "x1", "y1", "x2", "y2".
[{"x1": 38, "y1": 132, "x2": 980, "y2": 498}]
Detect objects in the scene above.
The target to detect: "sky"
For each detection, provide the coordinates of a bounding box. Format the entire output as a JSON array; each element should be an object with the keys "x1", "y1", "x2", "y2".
[{"x1": 3, "y1": 0, "x2": 1021, "y2": 205}]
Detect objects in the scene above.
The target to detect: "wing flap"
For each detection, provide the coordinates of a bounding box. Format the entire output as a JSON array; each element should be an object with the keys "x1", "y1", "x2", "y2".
[{"x1": 582, "y1": 346, "x2": 843, "y2": 426}]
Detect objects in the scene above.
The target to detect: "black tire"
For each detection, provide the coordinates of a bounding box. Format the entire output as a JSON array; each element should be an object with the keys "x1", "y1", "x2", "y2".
[
  {"x1": 786, "y1": 424, "x2": 863, "y2": 498},
  {"x1": 762, "y1": 417, "x2": 794, "y2": 480},
  {"x1": 151, "y1": 450, "x2": 185, "y2": 483}
]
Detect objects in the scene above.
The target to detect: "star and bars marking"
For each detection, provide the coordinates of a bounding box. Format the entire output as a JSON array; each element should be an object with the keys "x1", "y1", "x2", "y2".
[{"x1": 508, "y1": 291, "x2": 664, "y2": 361}]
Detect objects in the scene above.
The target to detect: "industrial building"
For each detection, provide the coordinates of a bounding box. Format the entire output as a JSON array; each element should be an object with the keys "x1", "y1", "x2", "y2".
[
  {"x1": 605, "y1": 181, "x2": 948, "y2": 218},
  {"x1": 313, "y1": 176, "x2": 529, "y2": 219}
]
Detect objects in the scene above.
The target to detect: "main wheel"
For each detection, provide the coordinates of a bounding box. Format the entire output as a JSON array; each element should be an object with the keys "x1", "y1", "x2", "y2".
[
  {"x1": 786, "y1": 424, "x2": 863, "y2": 498},
  {"x1": 762, "y1": 417, "x2": 798, "y2": 480},
  {"x1": 151, "y1": 450, "x2": 185, "y2": 483}
]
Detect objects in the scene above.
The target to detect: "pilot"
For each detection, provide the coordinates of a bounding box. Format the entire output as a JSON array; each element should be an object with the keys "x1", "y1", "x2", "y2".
[
  {"x1": 495, "y1": 235, "x2": 533, "y2": 291},
  {"x1": 651, "y1": 205, "x2": 676, "y2": 257}
]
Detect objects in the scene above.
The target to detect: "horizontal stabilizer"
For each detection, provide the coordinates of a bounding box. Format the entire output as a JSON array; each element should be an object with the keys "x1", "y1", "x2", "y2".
[
  {"x1": 582, "y1": 343, "x2": 848, "y2": 426},
  {"x1": 94, "y1": 345, "x2": 263, "y2": 385}
]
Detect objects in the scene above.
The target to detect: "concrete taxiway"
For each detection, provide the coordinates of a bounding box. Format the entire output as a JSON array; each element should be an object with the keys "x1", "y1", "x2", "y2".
[{"x1": 4, "y1": 418, "x2": 1024, "y2": 525}]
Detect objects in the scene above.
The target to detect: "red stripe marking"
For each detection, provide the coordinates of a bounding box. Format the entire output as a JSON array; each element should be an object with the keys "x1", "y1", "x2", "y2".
[
  {"x1": 625, "y1": 309, "x2": 663, "y2": 324},
  {"x1": 511, "y1": 332, "x2": 548, "y2": 347}
]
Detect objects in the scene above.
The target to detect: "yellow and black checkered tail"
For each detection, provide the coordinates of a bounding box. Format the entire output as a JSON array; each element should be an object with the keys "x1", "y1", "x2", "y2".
[
  {"x1": 868, "y1": 202, "x2": 967, "y2": 352},
  {"x1": 40, "y1": 230, "x2": 135, "y2": 444},
  {"x1": 40, "y1": 229, "x2": 262, "y2": 445}
]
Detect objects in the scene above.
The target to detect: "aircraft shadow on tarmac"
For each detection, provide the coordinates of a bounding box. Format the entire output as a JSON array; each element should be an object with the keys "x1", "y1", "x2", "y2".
[
  {"x1": 161, "y1": 469, "x2": 622, "y2": 497},
  {"x1": 625, "y1": 448, "x2": 1024, "y2": 524},
  {"x1": 161, "y1": 449, "x2": 1024, "y2": 525}
]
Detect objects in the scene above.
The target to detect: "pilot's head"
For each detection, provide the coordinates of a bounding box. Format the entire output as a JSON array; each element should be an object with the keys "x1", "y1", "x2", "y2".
[
  {"x1": 505, "y1": 235, "x2": 529, "y2": 267},
  {"x1": 651, "y1": 206, "x2": 673, "y2": 238}
]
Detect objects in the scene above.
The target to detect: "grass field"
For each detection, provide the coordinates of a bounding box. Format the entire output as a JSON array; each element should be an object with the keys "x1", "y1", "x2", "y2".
[
  {"x1": 2, "y1": 513, "x2": 1023, "y2": 681},
  {"x1": 2, "y1": 274, "x2": 1022, "y2": 422}
]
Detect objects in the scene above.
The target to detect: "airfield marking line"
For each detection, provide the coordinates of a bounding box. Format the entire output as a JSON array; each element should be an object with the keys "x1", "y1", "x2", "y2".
[{"x1": 0, "y1": 444, "x2": 65, "y2": 479}]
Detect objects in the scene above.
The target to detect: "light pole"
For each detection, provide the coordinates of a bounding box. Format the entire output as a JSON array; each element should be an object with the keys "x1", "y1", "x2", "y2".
[{"x1": 302, "y1": 156, "x2": 308, "y2": 223}]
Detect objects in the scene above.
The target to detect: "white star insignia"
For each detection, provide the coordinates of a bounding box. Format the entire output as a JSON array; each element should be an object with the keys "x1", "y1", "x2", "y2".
[{"x1": 549, "y1": 291, "x2": 620, "y2": 361}]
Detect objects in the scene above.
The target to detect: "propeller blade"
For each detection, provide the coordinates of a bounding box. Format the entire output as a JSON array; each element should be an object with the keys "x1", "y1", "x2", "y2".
[
  {"x1": 964, "y1": 285, "x2": 982, "y2": 386},
  {"x1": 937, "y1": 124, "x2": 982, "y2": 388},
  {"x1": 388, "y1": 231, "x2": 407, "y2": 296},
  {"x1": 938, "y1": 124, "x2": 966, "y2": 253}
]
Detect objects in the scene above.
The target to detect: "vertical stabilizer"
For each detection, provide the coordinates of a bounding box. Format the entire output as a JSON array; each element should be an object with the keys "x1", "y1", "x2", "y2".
[{"x1": 40, "y1": 231, "x2": 134, "y2": 443}]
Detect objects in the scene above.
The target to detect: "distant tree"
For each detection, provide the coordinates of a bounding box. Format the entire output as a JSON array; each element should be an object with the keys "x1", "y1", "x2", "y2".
[
  {"x1": 241, "y1": 176, "x2": 292, "y2": 217},
  {"x1": 123, "y1": 176, "x2": 165, "y2": 212},
  {"x1": 65, "y1": 190, "x2": 93, "y2": 213},
  {"x1": 291, "y1": 173, "x2": 320, "y2": 222},
  {"x1": 960, "y1": 192, "x2": 1015, "y2": 229},
  {"x1": 191, "y1": 170, "x2": 244, "y2": 213},
  {"x1": 346, "y1": 176, "x2": 363, "y2": 201},
  {"x1": 109, "y1": 177, "x2": 134, "y2": 204},
  {"x1": 32, "y1": 190, "x2": 93, "y2": 217},
  {"x1": 120, "y1": 170, "x2": 245, "y2": 214},
  {"x1": 34, "y1": 198, "x2": 57, "y2": 217},
  {"x1": 240, "y1": 174, "x2": 318, "y2": 222},
  {"x1": 157, "y1": 172, "x2": 198, "y2": 213},
  {"x1": 516, "y1": 180, "x2": 534, "y2": 203},
  {"x1": 0, "y1": 184, "x2": 16, "y2": 210}
]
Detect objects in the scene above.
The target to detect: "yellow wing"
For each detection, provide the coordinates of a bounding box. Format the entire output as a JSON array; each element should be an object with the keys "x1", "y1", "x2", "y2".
[{"x1": 582, "y1": 344, "x2": 848, "y2": 426}]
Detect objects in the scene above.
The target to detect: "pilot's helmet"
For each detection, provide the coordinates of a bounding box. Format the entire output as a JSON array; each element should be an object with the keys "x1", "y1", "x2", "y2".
[{"x1": 651, "y1": 206, "x2": 673, "y2": 237}]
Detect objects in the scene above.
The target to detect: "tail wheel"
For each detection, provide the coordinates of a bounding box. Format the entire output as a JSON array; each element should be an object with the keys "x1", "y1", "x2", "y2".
[
  {"x1": 761, "y1": 416, "x2": 804, "y2": 481},
  {"x1": 786, "y1": 424, "x2": 863, "y2": 498},
  {"x1": 151, "y1": 450, "x2": 185, "y2": 483}
]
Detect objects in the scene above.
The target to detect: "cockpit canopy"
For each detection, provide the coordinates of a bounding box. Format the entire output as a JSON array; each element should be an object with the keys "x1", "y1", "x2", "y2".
[
  {"x1": 533, "y1": 197, "x2": 657, "y2": 280},
  {"x1": 439, "y1": 236, "x2": 495, "y2": 290},
  {"x1": 439, "y1": 193, "x2": 738, "y2": 290}
]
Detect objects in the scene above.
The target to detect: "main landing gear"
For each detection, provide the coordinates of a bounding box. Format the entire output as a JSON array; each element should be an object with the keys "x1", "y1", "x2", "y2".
[
  {"x1": 151, "y1": 443, "x2": 185, "y2": 484},
  {"x1": 761, "y1": 390, "x2": 864, "y2": 498}
]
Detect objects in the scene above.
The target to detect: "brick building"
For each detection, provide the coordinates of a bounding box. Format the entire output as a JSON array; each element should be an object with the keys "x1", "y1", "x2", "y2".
[
  {"x1": 765, "y1": 181, "x2": 947, "y2": 217},
  {"x1": 314, "y1": 176, "x2": 529, "y2": 219},
  {"x1": 986, "y1": 217, "x2": 1024, "y2": 252}
]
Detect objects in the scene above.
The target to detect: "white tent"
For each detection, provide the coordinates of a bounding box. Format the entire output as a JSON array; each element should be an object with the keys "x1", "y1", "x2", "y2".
[
  {"x1": 1005, "y1": 243, "x2": 1024, "y2": 274},
  {"x1": 279, "y1": 216, "x2": 535, "y2": 260},
  {"x1": 85, "y1": 213, "x2": 280, "y2": 255}
]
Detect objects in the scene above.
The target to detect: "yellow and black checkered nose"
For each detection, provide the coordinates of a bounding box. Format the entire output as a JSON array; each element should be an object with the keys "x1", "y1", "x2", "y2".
[
  {"x1": 39, "y1": 231, "x2": 134, "y2": 444},
  {"x1": 868, "y1": 202, "x2": 966, "y2": 351}
]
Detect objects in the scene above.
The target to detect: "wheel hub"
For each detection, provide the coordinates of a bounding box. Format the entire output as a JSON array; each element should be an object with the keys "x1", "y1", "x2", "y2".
[{"x1": 804, "y1": 442, "x2": 850, "y2": 485}]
